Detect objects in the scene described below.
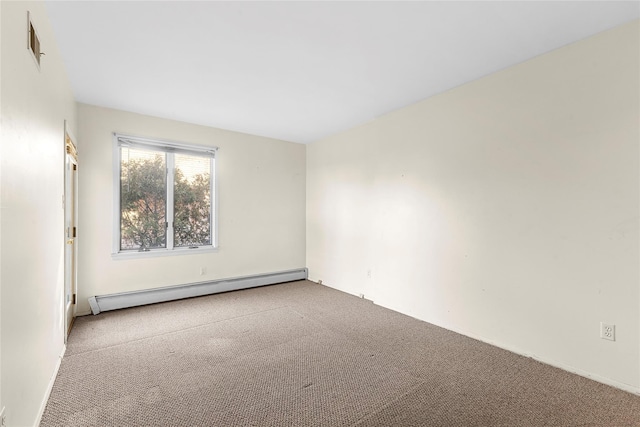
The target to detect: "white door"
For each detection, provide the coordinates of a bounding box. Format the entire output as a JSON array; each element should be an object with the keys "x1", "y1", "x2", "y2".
[{"x1": 64, "y1": 130, "x2": 78, "y2": 340}]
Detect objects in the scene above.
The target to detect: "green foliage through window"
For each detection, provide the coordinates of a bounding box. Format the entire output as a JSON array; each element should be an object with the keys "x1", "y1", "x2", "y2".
[
  {"x1": 118, "y1": 143, "x2": 214, "y2": 252},
  {"x1": 174, "y1": 154, "x2": 211, "y2": 247}
]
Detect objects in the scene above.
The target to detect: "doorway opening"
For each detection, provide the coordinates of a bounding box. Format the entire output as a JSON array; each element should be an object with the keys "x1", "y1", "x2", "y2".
[{"x1": 64, "y1": 124, "x2": 78, "y2": 340}]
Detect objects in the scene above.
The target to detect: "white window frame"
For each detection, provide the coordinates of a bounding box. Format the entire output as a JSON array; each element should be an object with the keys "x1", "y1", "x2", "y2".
[{"x1": 112, "y1": 133, "x2": 218, "y2": 259}]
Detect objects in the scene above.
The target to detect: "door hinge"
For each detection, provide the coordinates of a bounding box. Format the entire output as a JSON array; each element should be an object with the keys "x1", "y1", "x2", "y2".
[
  {"x1": 72, "y1": 294, "x2": 77, "y2": 304},
  {"x1": 72, "y1": 227, "x2": 77, "y2": 238},
  {"x1": 73, "y1": 164, "x2": 77, "y2": 171}
]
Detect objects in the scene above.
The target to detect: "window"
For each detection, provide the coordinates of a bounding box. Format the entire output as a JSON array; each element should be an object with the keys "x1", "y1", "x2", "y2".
[{"x1": 113, "y1": 134, "x2": 217, "y2": 257}]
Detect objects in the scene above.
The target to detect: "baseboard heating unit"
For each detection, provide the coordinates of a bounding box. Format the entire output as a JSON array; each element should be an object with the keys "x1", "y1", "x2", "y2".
[{"x1": 88, "y1": 268, "x2": 308, "y2": 315}]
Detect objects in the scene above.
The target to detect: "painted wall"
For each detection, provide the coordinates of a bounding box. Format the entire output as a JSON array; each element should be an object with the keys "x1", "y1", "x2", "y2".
[
  {"x1": 76, "y1": 104, "x2": 306, "y2": 315},
  {"x1": 0, "y1": 1, "x2": 3, "y2": 419},
  {"x1": 307, "y1": 20, "x2": 640, "y2": 392},
  {"x1": 0, "y1": 1, "x2": 77, "y2": 426}
]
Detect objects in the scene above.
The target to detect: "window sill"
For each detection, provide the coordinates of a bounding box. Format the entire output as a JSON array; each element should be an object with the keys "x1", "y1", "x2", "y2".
[{"x1": 111, "y1": 246, "x2": 218, "y2": 260}]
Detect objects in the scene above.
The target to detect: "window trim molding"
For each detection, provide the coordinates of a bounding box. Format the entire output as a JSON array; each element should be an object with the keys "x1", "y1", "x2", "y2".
[
  {"x1": 112, "y1": 133, "x2": 218, "y2": 259},
  {"x1": 115, "y1": 133, "x2": 218, "y2": 156}
]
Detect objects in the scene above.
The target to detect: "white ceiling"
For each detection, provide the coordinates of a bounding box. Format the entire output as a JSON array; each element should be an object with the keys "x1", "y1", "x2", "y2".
[{"x1": 45, "y1": 1, "x2": 639, "y2": 144}]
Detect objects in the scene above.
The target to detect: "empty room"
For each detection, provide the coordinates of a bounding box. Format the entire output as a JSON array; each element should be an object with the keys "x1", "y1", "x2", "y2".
[{"x1": 1, "y1": 1, "x2": 640, "y2": 426}]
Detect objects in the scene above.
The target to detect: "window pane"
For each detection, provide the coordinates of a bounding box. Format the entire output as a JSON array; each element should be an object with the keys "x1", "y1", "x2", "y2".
[
  {"x1": 174, "y1": 153, "x2": 211, "y2": 247},
  {"x1": 120, "y1": 147, "x2": 167, "y2": 250}
]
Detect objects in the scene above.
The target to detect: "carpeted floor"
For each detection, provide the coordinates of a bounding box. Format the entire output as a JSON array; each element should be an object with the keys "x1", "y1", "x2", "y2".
[{"x1": 41, "y1": 280, "x2": 640, "y2": 426}]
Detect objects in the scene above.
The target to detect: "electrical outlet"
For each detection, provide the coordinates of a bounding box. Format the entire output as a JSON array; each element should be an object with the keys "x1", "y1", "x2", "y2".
[
  {"x1": 199, "y1": 267, "x2": 206, "y2": 276},
  {"x1": 600, "y1": 322, "x2": 615, "y2": 341}
]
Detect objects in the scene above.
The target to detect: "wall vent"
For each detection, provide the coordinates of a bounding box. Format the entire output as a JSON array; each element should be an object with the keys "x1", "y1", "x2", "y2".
[{"x1": 27, "y1": 11, "x2": 42, "y2": 69}]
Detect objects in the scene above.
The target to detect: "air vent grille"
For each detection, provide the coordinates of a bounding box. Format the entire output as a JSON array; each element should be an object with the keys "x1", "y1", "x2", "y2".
[{"x1": 27, "y1": 12, "x2": 42, "y2": 68}]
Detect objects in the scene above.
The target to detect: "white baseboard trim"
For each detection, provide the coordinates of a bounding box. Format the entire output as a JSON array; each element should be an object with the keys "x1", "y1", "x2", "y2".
[
  {"x1": 75, "y1": 310, "x2": 93, "y2": 317},
  {"x1": 315, "y1": 280, "x2": 640, "y2": 397},
  {"x1": 529, "y1": 351, "x2": 640, "y2": 396},
  {"x1": 34, "y1": 344, "x2": 66, "y2": 427},
  {"x1": 455, "y1": 329, "x2": 640, "y2": 396},
  {"x1": 88, "y1": 268, "x2": 308, "y2": 315},
  {"x1": 400, "y1": 311, "x2": 640, "y2": 395}
]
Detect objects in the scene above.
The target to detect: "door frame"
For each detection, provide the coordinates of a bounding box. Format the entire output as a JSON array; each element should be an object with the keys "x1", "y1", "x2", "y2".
[{"x1": 64, "y1": 121, "x2": 78, "y2": 341}]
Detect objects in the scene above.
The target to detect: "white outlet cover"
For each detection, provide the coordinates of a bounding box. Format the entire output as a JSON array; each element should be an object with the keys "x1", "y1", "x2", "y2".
[{"x1": 600, "y1": 322, "x2": 615, "y2": 341}]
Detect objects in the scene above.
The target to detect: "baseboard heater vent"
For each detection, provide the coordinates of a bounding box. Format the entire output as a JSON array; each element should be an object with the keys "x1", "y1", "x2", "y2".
[{"x1": 88, "y1": 268, "x2": 307, "y2": 315}]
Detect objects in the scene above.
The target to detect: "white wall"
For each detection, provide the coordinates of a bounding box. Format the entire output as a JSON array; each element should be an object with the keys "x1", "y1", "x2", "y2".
[
  {"x1": 0, "y1": 1, "x2": 77, "y2": 425},
  {"x1": 76, "y1": 104, "x2": 306, "y2": 315},
  {"x1": 0, "y1": 0, "x2": 3, "y2": 417},
  {"x1": 307, "y1": 20, "x2": 640, "y2": 392}
]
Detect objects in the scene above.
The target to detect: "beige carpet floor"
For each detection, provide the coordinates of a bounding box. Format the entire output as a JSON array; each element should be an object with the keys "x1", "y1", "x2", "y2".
[{"x1": 41, "y1": 280, "x2": 640, "y2": 426}]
